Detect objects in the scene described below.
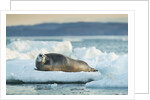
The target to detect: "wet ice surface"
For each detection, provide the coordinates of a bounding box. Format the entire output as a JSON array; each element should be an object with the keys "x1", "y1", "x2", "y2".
[{"x1": 6, "y1": 84, "x2": 128, "y2": 95}]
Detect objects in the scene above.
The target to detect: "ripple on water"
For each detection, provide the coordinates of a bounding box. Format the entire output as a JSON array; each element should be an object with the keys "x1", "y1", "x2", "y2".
[{"x1": 6, "y1": 84, "x2": 128, "y2": 95}]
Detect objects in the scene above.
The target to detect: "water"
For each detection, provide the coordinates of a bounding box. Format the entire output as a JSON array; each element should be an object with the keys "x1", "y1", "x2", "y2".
[
  {"x1": 6, "y1": 36, "x2": 128, "y2": 95},
  {"x1": 7, "y1": 84, "x2": 128, "y2": 95}
]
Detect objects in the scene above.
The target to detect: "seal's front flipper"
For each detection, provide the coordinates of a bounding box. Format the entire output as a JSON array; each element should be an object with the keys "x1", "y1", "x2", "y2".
[{"x1": 34, "y1": 68, "x2": 39, "y2": 71}]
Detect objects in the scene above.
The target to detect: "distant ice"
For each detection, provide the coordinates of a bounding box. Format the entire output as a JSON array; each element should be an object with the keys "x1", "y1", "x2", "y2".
[{"x1": 7, "y1": 41, "x2": 72, "y2": 60}]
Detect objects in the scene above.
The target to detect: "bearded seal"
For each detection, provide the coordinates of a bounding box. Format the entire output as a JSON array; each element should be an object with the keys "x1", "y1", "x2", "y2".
[{"x1": 35, "y1": 53, "x2": 98, "y2": 72}]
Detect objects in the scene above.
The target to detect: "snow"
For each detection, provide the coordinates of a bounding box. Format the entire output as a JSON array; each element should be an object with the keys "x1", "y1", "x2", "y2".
[
  {"x1": 6, "y1": 59, "x2": 101, "y2": 83},
  {"x1": 85, "y1": 73, "x2": 128, "y2": 88}
]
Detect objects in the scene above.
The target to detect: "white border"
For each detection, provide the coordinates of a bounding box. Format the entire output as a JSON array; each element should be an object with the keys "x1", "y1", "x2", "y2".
[
  {"x1": 0, "y1": 0, "x2": 10, "y2": 10},
  {"x1": 0, "y1": 11, "x2": 134, "y2": 100}
]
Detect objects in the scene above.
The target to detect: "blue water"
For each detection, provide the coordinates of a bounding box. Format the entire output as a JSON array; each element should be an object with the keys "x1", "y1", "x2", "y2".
[{"x1": 7, "y1": 84, "x2": 128, "y2": 95}]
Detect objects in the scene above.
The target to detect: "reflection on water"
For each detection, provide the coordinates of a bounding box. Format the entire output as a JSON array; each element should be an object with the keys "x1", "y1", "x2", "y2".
[{"x1": 7, "y1": 84, "x2": 128, "y2": 95}]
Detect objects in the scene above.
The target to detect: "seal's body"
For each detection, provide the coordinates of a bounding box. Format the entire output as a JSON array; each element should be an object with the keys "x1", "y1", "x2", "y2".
[{"x1": 35, "y1": 53, "x2": 98, "y2": 72}]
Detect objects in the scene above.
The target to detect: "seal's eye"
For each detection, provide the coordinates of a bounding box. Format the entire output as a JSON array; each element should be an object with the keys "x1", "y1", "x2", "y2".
[{"x1": 39, "y1": 54, "x2": 42, "y2": 57}]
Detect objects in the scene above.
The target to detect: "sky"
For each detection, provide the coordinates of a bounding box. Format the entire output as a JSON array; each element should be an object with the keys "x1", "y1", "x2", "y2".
[{"x1": 6, "y1": 14, "x2": 128, "y2": 26}]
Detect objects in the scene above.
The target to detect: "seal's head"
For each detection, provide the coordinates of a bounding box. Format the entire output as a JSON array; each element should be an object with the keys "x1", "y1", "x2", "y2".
[{"x1": 36, "y1": 53, "x2": 46, "y2": 64}]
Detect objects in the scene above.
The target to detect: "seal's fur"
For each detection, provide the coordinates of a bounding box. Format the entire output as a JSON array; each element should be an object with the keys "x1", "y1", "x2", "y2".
[{"x1": 35, "y1": 53, "x2": 98, "y2": 72}]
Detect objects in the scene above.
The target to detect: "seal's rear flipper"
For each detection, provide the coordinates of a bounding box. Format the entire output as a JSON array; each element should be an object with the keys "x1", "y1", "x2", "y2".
[
  {"x1": 91, "y1": 68, "x2": 98, "y2": 72},
  {"x1": 94, "y1": 69, "x2": 98, "y2": 72}
]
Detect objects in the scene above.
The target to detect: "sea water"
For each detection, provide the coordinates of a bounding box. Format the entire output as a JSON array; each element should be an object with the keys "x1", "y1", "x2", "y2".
[{"x1": 6, "y1": 36, "x2": 128, "y2": 95}]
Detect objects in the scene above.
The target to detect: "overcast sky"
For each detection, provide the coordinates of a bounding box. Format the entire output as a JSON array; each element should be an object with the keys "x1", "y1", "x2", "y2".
[{"x1": 6, "y1": 14, "x2": 128, "y2": 26}]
